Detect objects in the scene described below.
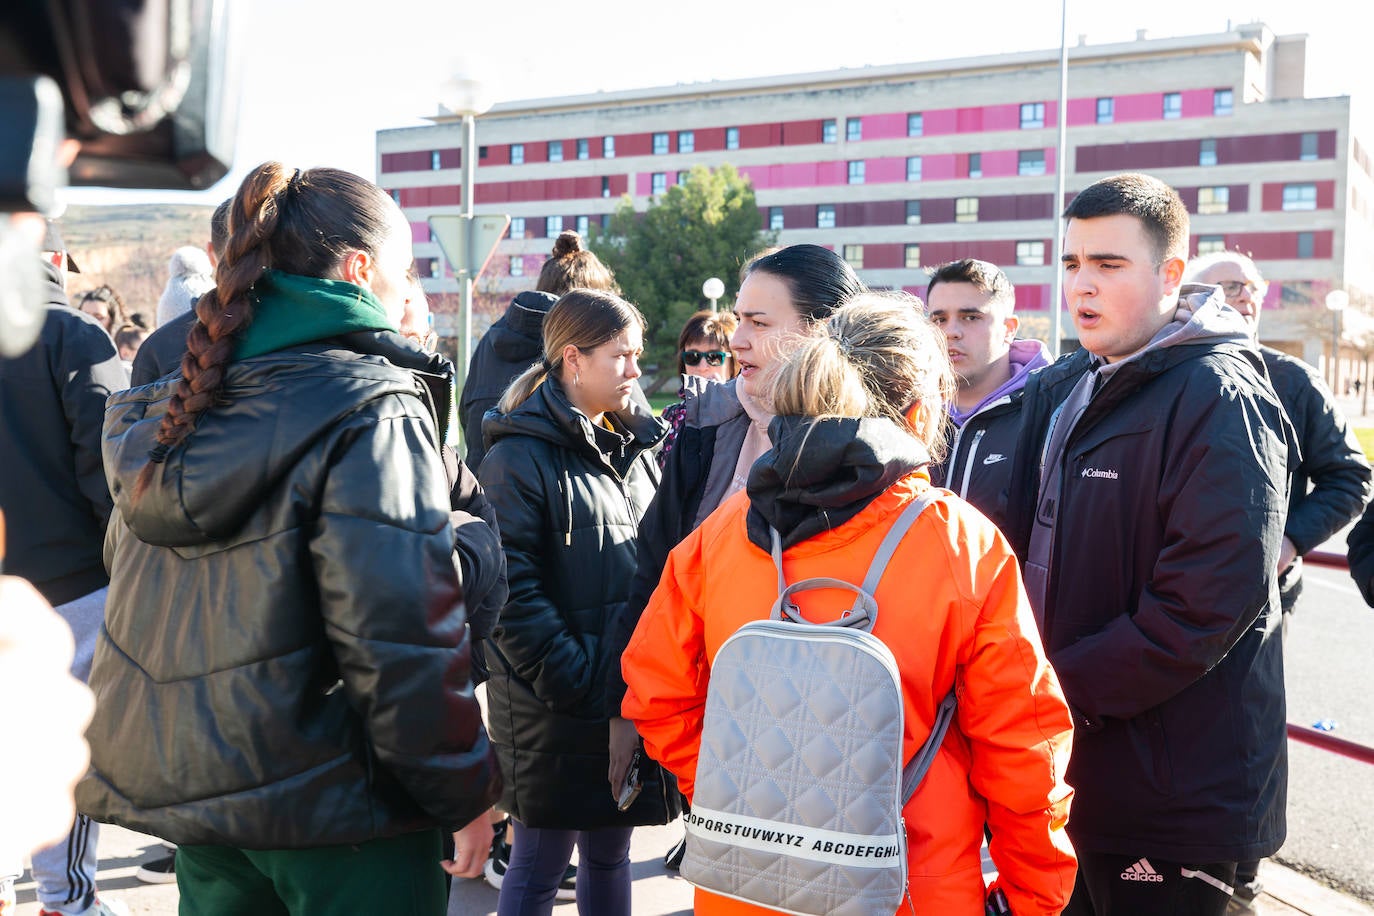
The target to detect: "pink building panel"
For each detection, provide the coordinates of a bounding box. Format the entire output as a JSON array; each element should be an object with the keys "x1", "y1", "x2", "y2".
[
  {"x1": 816, "y1": 161, "x2": 847, "y2": 185},
  {"x1": 868, "y1": 158, "x2": 907, "y2": 183},
  {"x1": 1181, "y1": 88, "x2": 1215, "y2": 118},
  {"x1": 1115, "y1": 93, "x2": 1165, "y2": 122},
  {"x1": 781, "y1": 162, "x2": 820, "y2": 187},
  {"x1": 862, "y1": 113, "x2": 908, "y2": 140},
  {"x1": 738, "y1": 164, "x2": 771, "y2": 190},
  {"x1": 635, "y1": 174, "x2": 650, "y2": 195},
  {"x1": 411, "y1": 222, "x2": 429, "y2": 243},
  {"x1": 955, "y1": 107, "x2": 985, "y2": 133},
  {"x1": 923, "y1": 109, "x2": 959, "y2": 136},
  {"x1": 922, "y1": 154, "x2": 958, "y2": 181},
  {"x1": 1066, "y1": 98, "x2": 1097, "y2": 126},
  {"x1": 983, "y1": 104, "x2": 1023, "y2": 131},
  {"x1": 982, "y1": 150, "x2": 1020, "y2": 177}
]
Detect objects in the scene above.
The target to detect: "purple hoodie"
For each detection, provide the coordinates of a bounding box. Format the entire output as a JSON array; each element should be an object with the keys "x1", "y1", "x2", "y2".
[{"x1": 948, "y1": 338, "x2": 1052, "y2": 427}]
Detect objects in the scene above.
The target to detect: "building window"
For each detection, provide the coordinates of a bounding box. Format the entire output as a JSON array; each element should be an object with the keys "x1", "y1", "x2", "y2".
[
  {"x1": 1282, "y1": 183, "x2": 1318, "y2": 211},
  {"x1": 822, "y1": 119, "x2": 837, "y2": 143},
  {"x1": 907, "y1": 112, "x2": 923, "y2": 137},
  {"x1": 904, "y1": 244, "x2": 921, "y2": 269},
  {"x1": 1163, "y1": 92, "x2": 1182, "y2": 119},
  {"x1": 1213, "y1": 89, "x2": 1234, "y2": 116},
  {"x1": 651, "y1": 172, "x2": 666, "y2": 195},
  {"x1": 603, "y1": 136, "x2": 616, "y2": 158},
  {"x1": 1020, "y1": 102, "x2": 1045, "y2": 129},
  {"x1": 846, "y1": 118, "x2": 862, "y2": 142},
  {"x1": 601, "y1": 176, "x2": 611, "y2": 198},
  {"x1": 678, "y1": 130, "x2": 695, "y2": 153},
  {"x1": 576, "y1": 215, "x2": 590, "y2": 236},
  {"x1": 1197, "y1": 186, "x2": 1230, "y2": 215},
  {"x1": 817, "y1": 205, "x2": 836, "y2": 229},
  {"x1": 955, "y1": 197, "x2": 979, "y2": 223},
  {"x1": 510, "y1": 216, "x2": 526, "y2": 238},
  {"x1": 726, "y1": 127, "x2": 740, "y2": 150},
  {"x1": 1199, "y1": 139, "x2": 1218, "y2": 166},
  {"x1": 389, "y1": 188, "x2": 401, "y2": 204},
  {"x1": 548, "y1": 140, "x2": 563, "y2": 163},
  {"x1": 906, "y1": 156, "x2": 922, "y2": 182},
  {"x1": 431, "y1": 150, "x2": 441, "y2": 170},
  {"x1": 509, "y1": 256, "x2": 523, "y2": 278},
  {"x1": 1300, "y1": 132, "x2": 1319, "y2": 161},
  {"x1": 677, "y1": 171, "x2": 689, "y2": 186},
  {"x1": 905, "y1": 200, "x2": 921, "y2": 225},
  {"x1": 1016, "y1": 241, "x2": 1046, "y2": 266},
  {"x1": 848, "y1": 160, "x2": 865, "y2": 184},
  {"x1": 510, "y1": 143, "x2": 525, "y2": 165},
  {"x1": 1018, "y1": 149, "x2": 1046, "y2": 176},
  {"x1": 968, "y1": 153, "x2": 982, "y2": 178},
  {"x1": 546, "y1": 215, "x2": 563, "y2": 235},
  {"x1": 653, "y1": 132, "x2": 669, "y2": 155},
  {"x1": 769, "y1": 207, "x2": 784, "y2": 231},
  {"x1": 423, "y1": 258, "x2": 439, "y2": 278},
  {"x1": 479, "y1": 145, "x2": 489, "y2": 160},
  {"x1": 1297, "y1": 231, "x2": 1315, "y2": 258},
  {"x1": 577, "y1": 138, "x2": 590, "y2": 160},
  {"x1": 600, "y1": 213, "x2": 611, "y2": 230},
  {"x1": 843, "y1": 244, "x2": 864, "y2": 268},
  {"x1": 1096, "y1": 97, "x2": 1114, "y2": 124},
  {"x1": 1196, "y1": 235, "x2": 1226, "y2": 255}
]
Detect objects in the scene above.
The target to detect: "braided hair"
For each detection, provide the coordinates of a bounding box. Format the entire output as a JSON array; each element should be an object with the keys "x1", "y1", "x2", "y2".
[{"x1": 135, "y1": 161, "x2": 398, "y2": 497}]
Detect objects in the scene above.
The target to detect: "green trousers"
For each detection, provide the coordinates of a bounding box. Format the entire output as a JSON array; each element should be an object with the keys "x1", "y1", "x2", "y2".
[{"x1": 176, "y1": 828, "x2": 446, "y2": 916}]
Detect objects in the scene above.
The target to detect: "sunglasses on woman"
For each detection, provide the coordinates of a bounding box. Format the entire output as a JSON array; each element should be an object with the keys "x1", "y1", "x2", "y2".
[{"x1": 682, "y1": 349, "x2": 729, "y2": 367}]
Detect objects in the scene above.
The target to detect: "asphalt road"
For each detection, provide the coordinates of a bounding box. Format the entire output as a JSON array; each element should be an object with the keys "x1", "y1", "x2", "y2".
[{"x1": 1274, "y1": 560, "x2": 1374, "y2": 904}]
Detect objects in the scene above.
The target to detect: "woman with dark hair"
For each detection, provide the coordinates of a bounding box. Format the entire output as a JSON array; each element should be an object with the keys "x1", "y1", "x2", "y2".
[
  {"x1": 76, "y1": 285, "x2": 128, "y2": 335},
  {"x1": 604, "y1": 243, "x2": 865, "y2": 866},
  {"x1": 478, "y1": 289, "x2": 678, "y2": 916},
  {"x1": 459, "y1": 230, "x2": 618, "y2": 471},
  {"x1": 675, "y1": 309, "x2": 737, "y2": 382},
  {"x1": 622, "y1": 293, "x2": 1077, "y2": 915},
  {"x1": 77, "y1": 162, "x2": 503, "y2": 914}
]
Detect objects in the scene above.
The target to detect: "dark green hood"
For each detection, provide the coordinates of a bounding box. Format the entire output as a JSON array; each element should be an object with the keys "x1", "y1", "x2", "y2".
[{"x1": 236, "y1": 270, "x2": 397, "y2": 360}]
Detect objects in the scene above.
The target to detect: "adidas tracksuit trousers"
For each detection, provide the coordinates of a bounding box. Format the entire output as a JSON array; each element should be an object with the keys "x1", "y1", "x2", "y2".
[{"x1": 1063, "y1": 849, "x2": 1238, "y2": 916}]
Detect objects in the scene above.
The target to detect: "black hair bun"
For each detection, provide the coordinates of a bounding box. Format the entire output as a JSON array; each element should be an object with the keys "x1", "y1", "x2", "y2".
[{"x1": 551, "y1": 230, "x2": 583, "y2": 258}]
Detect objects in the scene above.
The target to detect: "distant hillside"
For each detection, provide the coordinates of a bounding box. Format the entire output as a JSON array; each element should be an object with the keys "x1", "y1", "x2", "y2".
[{"x1": 60, "y1": 203, "x2": 216, "y2": 325}]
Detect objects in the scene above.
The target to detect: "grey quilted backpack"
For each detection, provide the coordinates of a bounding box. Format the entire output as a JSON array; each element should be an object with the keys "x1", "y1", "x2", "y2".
[{"x1": 681, "y1": 492, "x2": 957, "y2": 916}]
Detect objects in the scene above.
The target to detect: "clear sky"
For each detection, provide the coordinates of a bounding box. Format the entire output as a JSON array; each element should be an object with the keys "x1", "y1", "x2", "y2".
[{"x1": 64, "y1": 0, "x2": 1374, "y2": 208}]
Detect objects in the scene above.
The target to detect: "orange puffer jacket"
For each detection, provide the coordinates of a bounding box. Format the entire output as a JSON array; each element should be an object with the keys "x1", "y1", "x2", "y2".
[{"x1": 622, "y1": 472, "x2": 1076, "y2": 916}]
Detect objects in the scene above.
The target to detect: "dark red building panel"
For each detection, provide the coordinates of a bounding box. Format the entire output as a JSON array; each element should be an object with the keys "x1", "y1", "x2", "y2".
[
  {"x1": 616, "y1": 133, "x2": 654, "y2": 157},
  {"x1": 1190, "y1": 230, "x2": 1333, "y2": 259},
  {"x1": 738, "y1": 123, "x2": 782, "y2": 148},
  {"x1": 439, "y1": 148, "x2": 462, "y2": 169},
  {"x1": 782, "y1": 120, "x2": 825, "y2": 146},
  {"x1": 1077, "y1": 130, "x2": 1338, "y2": 172},
  {"x1": 1260, "y1": 179, "x2": 1336, "y2": 211},
  {"x1": 920, "y1": 240, "x2": 1019, "y2": 265},
  {"x1": 695, "y1": 127, "x2": 728, "y2": 152}
]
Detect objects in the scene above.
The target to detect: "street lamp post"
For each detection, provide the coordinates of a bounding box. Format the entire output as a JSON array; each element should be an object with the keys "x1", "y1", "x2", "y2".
[
  {"x1": 1327, "y1": 288, "x2": 1349, "y2": 394},
  {"x1": 702, "y1": 277, "x2": 725, "y2": 313},
  {"x1": 437, "y1": 74, "x2": 493, "y2": 401}
]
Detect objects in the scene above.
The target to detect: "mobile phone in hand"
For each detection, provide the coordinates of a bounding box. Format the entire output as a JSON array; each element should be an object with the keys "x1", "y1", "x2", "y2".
[{"x1": 616, "y1": 746, "x2": 643, "y2": 811}]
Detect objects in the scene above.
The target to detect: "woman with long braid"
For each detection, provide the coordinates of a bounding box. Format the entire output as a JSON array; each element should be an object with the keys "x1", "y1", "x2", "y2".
[{"x1": 77, "y1": 162, "x2": 502, "y2": 915}]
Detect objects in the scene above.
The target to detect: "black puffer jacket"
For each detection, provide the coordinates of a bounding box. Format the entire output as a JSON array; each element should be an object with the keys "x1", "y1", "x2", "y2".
[
  {"x1": 478, "y1": 378, "x2": 680, "y2": 829},
  {"x1": 1260, "y1": 346, "x2": 1371, "y2": 611},
  {"x1": 0, "y1": 264, "x2": 127, "y2": 604},
  {"x1": 1004, "y1": 294, "x2": 1293, "y2": 862},
  {"x1": 459, "y1": 290, "x2": 558, "y2": 471},
  {"x1": 77, "y1": 333, "x2": 502, "y2": 849}
]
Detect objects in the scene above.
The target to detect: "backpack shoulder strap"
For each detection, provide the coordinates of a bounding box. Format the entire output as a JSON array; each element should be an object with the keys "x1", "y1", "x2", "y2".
[
  {"x1": 861, "y1": 489, "x2": 939, "y2": 595},
  {"x1": 902, "y1": 688, "x2": 957, "y2": 804}
]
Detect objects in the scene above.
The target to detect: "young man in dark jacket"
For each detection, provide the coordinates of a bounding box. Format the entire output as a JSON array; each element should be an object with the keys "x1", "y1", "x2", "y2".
[
  {"x1": 1004, "y1": 173, "x2": 1293, "y2": 916},
  {"x1": 925, "y1": 258, "x2": 1050, "y2": 530},
  {"x1": 0, "y1": 247, "x2": 129, "y2": 916}
]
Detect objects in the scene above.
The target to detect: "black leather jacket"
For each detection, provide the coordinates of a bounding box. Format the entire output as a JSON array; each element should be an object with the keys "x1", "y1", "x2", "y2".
[{"x1": 77, "y1": 333, "x2": 502, "y2": 848}]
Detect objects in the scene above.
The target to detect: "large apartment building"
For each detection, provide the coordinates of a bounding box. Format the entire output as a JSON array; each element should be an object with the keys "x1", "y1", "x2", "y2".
[{"x1": 377, "y1": 22, "x2": 1374, "y2": 370}]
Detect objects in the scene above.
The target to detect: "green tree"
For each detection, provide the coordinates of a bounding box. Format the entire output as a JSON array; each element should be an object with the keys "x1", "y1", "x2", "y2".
[{"x1": 589, "y1": 164, "x2": 774, "y2": 388}]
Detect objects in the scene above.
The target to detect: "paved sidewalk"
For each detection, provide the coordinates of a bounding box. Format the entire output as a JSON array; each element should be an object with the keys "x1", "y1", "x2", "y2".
[{"x1": 13, "y1": 822, "x2": 1372, "y2": 915}]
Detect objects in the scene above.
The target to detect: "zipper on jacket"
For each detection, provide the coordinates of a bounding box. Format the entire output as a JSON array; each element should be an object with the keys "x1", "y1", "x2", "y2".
[{"x1": 957, "y1": 428, "x2": 986, "y2": 500}]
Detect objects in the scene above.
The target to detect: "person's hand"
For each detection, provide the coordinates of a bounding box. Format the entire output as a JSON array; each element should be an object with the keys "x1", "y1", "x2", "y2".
[
  {"x1": 441, "y1": 814, "x2": 494, "y2": 879},
  {"x1": 0, "y1": 576, "x2": 95, "y2": 864},
  {"x1": 608, "y1": 716, "x2": 640, "y2": 797},
  {"x1": 1277, "y1": 536, "x2": 1299, "y2": 575}
]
